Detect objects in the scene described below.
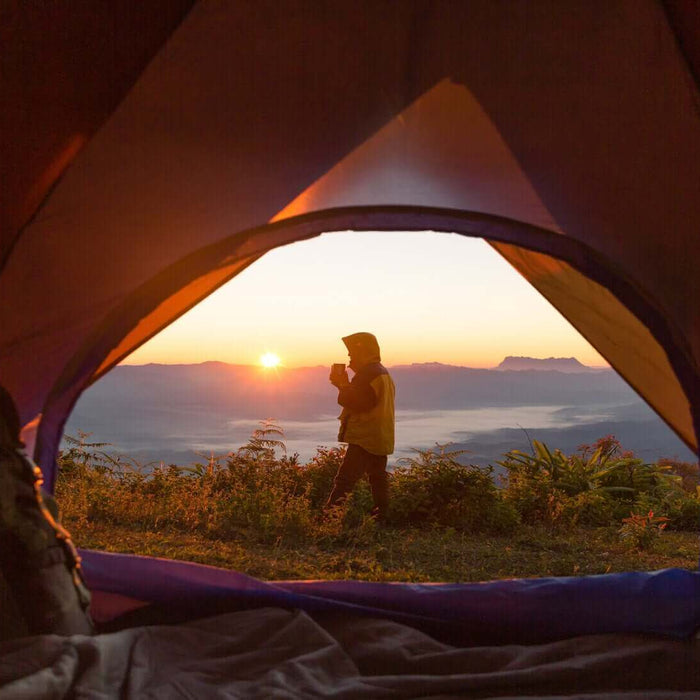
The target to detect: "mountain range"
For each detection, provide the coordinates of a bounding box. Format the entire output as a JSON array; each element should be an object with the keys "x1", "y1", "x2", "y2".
[
  {"x1": 64, "y1": 357, "x2": 697, "y2": 467},
  {"x1": 71, "y1": 358, "x2": 634, "y2": 424}
]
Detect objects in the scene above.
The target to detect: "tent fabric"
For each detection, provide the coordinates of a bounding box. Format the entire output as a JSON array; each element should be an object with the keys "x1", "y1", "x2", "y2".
[
  {"x1": 0, "y1": 0, "x2": 195, "y2": 262},
  {"x1": 491, "y1": 243, "x2": 696, "y2": 448},
  {"x1": 81, "y1": 550, "x2": 700, "y2": 646},
  {"x1": 2, "y1": 0, "x2": 700, "y2": 648},
  {"x1": 2, "y1": 0, "x2": 700, "y2": 488}
]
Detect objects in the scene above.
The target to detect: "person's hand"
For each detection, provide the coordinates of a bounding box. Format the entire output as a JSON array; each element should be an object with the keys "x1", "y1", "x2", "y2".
[{"x1": 329, "y1": 369, "x2": 349, "y2": 387}]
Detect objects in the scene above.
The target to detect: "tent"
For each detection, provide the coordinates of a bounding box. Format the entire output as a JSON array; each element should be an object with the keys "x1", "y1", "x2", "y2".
[{"x1": 3, "y1": 0, "x2": 700, "y2": 693}]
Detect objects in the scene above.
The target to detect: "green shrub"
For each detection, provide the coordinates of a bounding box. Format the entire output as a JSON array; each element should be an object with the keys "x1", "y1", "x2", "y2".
[
  {"x1": 618, "y1": 511, "x2": 669, "y2": 550},
  {"x1": 657, "y1": 458, "x2": 700, "y2": 494},
  {"x1": 631, "y1": 489, "x2": 700, "y2": 532},
  {"x1": 389, "y1": 445, "x2": 517, "y2": 533},
  {"x1": 559, "y1": 490, "x2": 615, "y2": 527},
  {"x1": 499, "y1": 436, "x2": 687, "y2": 529},
  {"x1": 664, "y1": 495, "x2": 700, "y2": 531},
  {"x1": 301, "y1": 447, "x2": 346, "y2": 510},
  {"x1": 57, "y1": 427, "x2": 363, "y2": 546},
  {"x1": 501, "y1": 469, "x2": 564, "y2": 526}
]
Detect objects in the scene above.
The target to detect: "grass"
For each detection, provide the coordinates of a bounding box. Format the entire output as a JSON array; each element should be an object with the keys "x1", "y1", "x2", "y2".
[{"x1": 66, "y1": 518, "x2": 699, "y2": 582}]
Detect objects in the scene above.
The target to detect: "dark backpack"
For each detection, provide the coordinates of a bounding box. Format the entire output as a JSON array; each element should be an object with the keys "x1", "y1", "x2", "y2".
[{"x1": 0, "y1": 386, "x2": 93, "y2": 640}]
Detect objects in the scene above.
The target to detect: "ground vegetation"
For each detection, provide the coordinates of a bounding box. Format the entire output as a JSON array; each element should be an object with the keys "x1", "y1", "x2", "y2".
[{"x1": 54, "y1": 425, "x2": 700, "y2": 581}]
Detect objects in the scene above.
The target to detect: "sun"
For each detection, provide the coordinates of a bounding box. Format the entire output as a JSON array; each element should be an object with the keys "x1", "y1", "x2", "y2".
[{"x1": 260, "y1": 352, "x2": 281, "y2": 368}]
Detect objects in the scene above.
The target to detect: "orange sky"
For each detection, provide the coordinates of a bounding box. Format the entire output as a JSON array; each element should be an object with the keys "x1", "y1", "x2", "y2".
[{"x1": 123, "y1": 232, "x2": 608, "y2": 369}]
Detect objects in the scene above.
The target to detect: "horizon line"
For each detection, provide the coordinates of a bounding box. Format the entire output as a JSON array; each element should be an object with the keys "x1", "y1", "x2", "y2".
[{"x1": 118, "y1": 358, "x2": 612, "y2": 371}]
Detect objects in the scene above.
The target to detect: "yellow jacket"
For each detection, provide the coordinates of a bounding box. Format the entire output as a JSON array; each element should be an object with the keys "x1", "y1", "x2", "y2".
[{"x1": 338, "y1": 362, "x2": 395, "y2": 456}]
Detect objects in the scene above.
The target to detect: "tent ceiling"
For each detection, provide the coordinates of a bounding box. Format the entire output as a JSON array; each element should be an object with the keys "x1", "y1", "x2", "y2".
[
  {"x1": 1, "y1": 0, "x2": 699, "y2": 485},
  {"x1": 0, "y1": 0, "x2": 194, "y2": 264}
]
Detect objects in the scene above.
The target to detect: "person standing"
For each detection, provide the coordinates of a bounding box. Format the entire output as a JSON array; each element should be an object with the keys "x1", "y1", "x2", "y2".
[{"x1": 327, "y1": 332, "x2": 395, "y2": 520}]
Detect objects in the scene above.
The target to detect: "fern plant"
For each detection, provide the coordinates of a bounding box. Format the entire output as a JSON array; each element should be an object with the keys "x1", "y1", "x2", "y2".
[{"x1": 237, "y1": 419, "x2": 287, "y2": 460}]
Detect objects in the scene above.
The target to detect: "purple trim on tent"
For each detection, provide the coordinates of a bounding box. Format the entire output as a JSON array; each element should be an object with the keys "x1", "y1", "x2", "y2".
[{"x1": 80, "y1": 549, "x2": 700, "y2": 645}]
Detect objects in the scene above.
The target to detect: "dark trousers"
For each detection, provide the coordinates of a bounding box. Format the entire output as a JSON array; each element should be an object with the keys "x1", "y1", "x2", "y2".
[{"x1": 327, "y1": 444, "x2": 388, "y2": 518}]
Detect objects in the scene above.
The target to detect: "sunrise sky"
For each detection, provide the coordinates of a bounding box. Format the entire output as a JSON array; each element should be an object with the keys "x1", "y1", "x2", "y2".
[{"x1": 123, "y1": 231, "x2": 607, "y2": 369}]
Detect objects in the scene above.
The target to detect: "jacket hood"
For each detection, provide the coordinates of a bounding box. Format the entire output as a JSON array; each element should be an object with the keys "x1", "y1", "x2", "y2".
[{"x1": 342, "y1": 332, "x2": 381, "y2": 364}]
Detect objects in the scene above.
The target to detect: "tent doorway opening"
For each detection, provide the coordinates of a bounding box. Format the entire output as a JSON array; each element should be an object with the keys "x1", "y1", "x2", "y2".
[{"x1": 54, "y1": 231, "x2": 698, "y2": 583}]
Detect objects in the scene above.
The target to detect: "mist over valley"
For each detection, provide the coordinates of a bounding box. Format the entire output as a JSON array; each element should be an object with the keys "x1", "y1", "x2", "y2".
[{"x1": 65, "y1": 359, "x2": 696, "y2": 468}]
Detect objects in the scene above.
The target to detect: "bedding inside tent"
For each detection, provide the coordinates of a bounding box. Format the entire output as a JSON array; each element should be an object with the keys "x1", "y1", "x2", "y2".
[
  {"x1": 2, "y1": 0, "x2": 700, "y2": 692},
  {"x1": 5, "y1": 606, "x2": 700, "y2": 697}
]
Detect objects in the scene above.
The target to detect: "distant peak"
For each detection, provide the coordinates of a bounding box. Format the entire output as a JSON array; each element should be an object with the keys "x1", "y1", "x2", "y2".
[
  {"x1": 390, "y1": 362, "x2": 470, "y2": 371},
  {"x1": 495, "y1": 356, "x2": 597, "y2": 373}
]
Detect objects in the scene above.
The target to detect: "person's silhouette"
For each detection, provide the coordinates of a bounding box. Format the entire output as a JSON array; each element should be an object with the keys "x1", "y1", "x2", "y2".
[{"x1": 327, "y1": 333, "x2": 395, "y2": 520}]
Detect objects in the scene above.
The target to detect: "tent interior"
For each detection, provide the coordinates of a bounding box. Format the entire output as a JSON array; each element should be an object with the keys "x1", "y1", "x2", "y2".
[{"x1": 3, "y1": 0, "x2": 700, "y2": 695}]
